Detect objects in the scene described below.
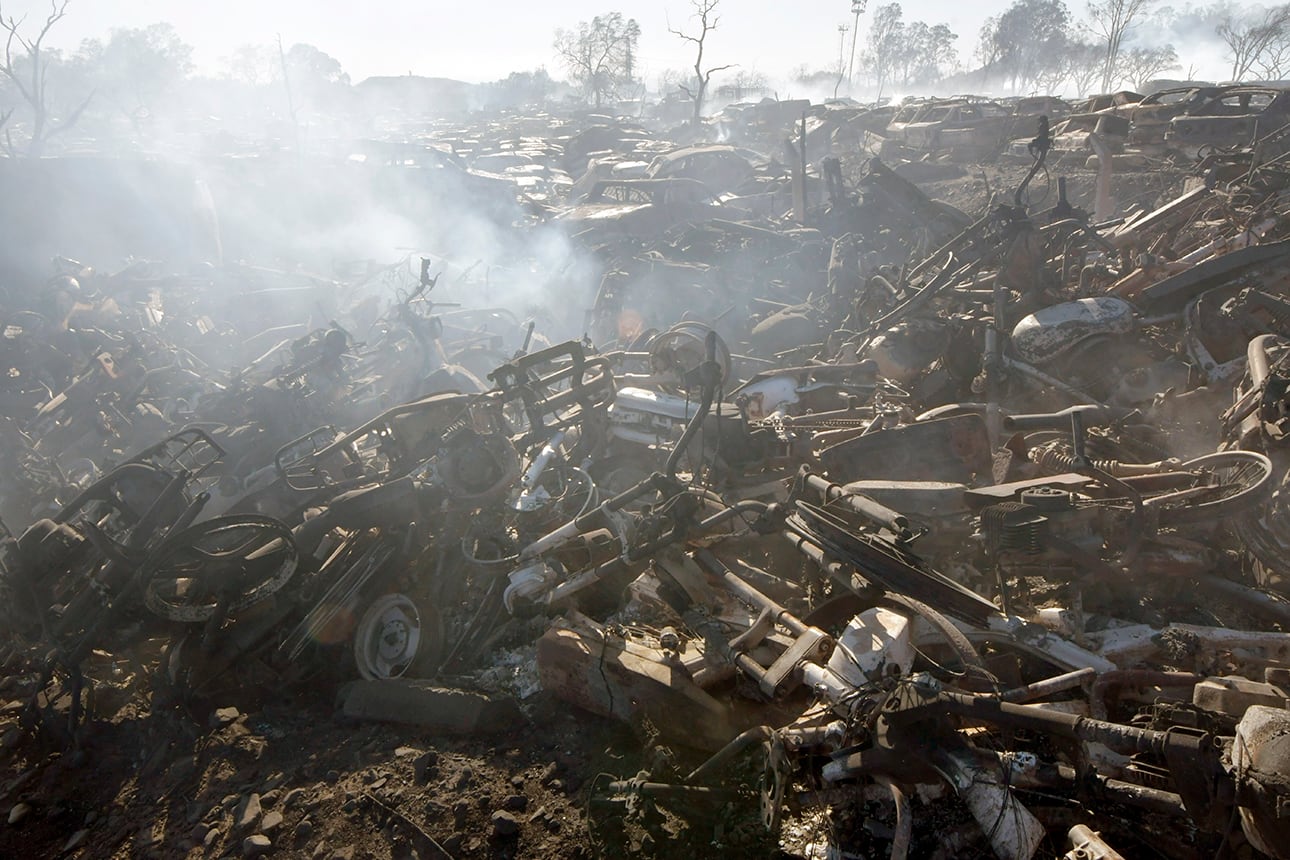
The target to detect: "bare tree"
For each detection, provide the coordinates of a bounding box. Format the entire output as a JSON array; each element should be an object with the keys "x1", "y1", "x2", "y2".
[
  {"x1": 77, "y1": 23, "x2": 193, "y2": 131},
  {"x1": 657, "y1": 67, "x2": 686, "y2": 96},
  {"x1": 790, "y1": 64, "x2": 842, "y2": 92},
  {"x1": 1034, "y1": 52, "x2": 1072, "y2": 94},
  {"x1": 978, "y1": 0, "x2": 1074, "y2": 93},
  {"x1": 716, "y1": 68, "x2": 769, "y2": 101},
  {"x1": 0, "y1": 0, "x2": 92, "y2": 156},
  {"x1": 554, "y1": 13, "x2": 639, "y2": 108},
  {"x1": 1065, "y1": 39, "x2": 1105, "y2": 97},
  {"x1": 897, "y1": 22, "x2": 959, "y2": 87},
  {"x1": 862, "y1": 3, "x2": 905, "y2": 100},
  {"x1": 1116, "y1": 43, "x2": 1178, "y2": 90},
  {"x1": 221, "y1": 44, "x2": 279, "y2": 87},
  {"x1": 976, "y1": 14, "x2": 1002, "y2": 79},
  {"x1": 1218, "y1": 4, "x2": 1290, "y2": 81},
  {"x1": 669, "y1": 0, "x2": 734, "y2": 127},
  {"x1": 1086, "y1": 0, "x2": 1156, "y2": 93},
  {"x1": 1256, "y1": 36, "x2": 1290, "y2": 80}
]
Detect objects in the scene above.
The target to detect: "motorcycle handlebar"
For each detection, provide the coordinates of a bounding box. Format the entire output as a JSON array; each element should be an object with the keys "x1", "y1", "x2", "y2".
[{"x1": 1003, "y1": 405, "x2": 1137, "y2": 433}]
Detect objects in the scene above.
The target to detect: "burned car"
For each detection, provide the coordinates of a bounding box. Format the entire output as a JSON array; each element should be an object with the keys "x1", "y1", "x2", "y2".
[
  {"x1": 555, "y1": 177, "x2": 727, "y2": 239},
  {"x1": 884, "y1": 98, "x2": 1013, "y2": 160},
  {"x1": 1008, "y1": 91, "x2": 1142, "y2": 158},
  {"x1": 1126, "y1": 85, "x2": 1222, "y2": 152},
  {"x1": 1165, "y1": 85, "x2": 1290, "y2": 157}
]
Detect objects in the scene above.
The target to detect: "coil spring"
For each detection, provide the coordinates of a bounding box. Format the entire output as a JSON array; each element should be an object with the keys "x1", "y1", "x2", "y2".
[
  {"x1": 1030, "y1": 445, "x2": 1128, "y2": 476},
  {"x1": 439, "y1": 416, "x2": 473, "y2": 444}
]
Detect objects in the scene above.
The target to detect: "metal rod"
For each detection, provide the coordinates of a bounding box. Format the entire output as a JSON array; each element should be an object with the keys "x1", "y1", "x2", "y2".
[{"x1": 1000, "y1": 667, "x2": 1096, "y2": 703}]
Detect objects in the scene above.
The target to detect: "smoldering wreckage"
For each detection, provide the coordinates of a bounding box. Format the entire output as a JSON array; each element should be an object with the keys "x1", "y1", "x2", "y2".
[{"x1": 4, "y1": 97, "x2": 1290, "y2": 860}]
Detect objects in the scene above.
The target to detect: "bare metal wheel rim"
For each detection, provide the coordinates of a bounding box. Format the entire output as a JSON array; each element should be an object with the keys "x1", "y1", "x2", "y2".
[
  {"x1": 143, "y1": 515, "x2": 299, "y2": 623},
  {"x1": 649, "y1": 322, "x2": 732, "y2": 390},
  {"x1": 1152, "y1": 450, "x2": 1274, "y2": 525},
  {"x1": 353, "y1": 593, "x2": 424, "y2": 680}
]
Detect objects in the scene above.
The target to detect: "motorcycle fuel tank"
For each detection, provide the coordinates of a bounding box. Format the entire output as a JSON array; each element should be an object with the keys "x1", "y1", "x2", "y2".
[{"x1": 1011, "y1": 296, "x2": 1136, "y2": 365}]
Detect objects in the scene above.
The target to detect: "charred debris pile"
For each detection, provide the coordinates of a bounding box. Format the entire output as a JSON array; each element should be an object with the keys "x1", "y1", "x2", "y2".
[{"x1": 2, "y1": 101, "x2": 1290, "y2": 859}]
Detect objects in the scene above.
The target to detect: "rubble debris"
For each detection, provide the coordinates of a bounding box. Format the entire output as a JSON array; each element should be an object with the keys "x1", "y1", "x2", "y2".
[
  {"x1": 337, "y1": 681, "x2": 524, "y2": 733},
  {"x1": 3, "y1": 85, "x2": 1290, "y2": 860}
]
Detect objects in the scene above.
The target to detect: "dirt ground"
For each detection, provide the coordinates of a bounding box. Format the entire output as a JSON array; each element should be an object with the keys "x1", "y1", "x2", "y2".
[{"x1": 0, "y1": 680, "x2": 634, "y2": 859}]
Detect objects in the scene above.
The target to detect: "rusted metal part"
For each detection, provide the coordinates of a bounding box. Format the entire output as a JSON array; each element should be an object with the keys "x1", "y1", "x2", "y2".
[
  {"x1": 1064, "y1": 824, "x2": 1125, "y2": 860},
  {"x1": 1001, "y1": 667, "x2": 1096, "y2": 704},
  {"x1": 536, "y1": 613, "x2": 736, "y2": 751},
  {"x1": 1134, "y1": 240, "x2": 1290, "y2": 313},
  {"x1": 820, "y1": 414, "x2": 992, "y2": 484},
  {"x1": 796, "y1": 467, "x2": 912, "y2": 540},
  {"x1": 1088, "y1": 670, "x2": 1203, "y2": 721}
]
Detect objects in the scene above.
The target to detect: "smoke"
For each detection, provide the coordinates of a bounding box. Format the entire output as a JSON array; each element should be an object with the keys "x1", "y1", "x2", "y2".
[
  {"x1": 196, "y1": 156, "x2": 601, "y2": 345},
  {"x1": 0, "y1": 75, "x2": 604, "y2": 357},
  {"x1": 1128, "y1": 2, "x2": 1237, "y2": 82},
  {"x1": 1, "y1": 6, "x2": 1275, "y2": 364}
]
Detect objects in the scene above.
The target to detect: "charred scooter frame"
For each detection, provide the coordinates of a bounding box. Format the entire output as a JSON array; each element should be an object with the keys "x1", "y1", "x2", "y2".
[{"x1": 498, "y1": 331, "x2": 769, "y2": 615}]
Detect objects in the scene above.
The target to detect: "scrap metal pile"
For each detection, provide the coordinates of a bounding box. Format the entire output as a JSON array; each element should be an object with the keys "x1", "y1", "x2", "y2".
[{"x1": 4, "y1": 117, "x2": 1290, "y2": 860}]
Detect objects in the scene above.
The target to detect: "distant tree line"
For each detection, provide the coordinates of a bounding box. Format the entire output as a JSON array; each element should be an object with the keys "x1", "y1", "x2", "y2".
[
  {"x1": 0, "y1": 0, "x2": 563, "y2": 156},
  {"x1": 555, "y1": 0, "x2": 1290, "y2": 108},
  {"x1": 863, "y1": 4, "x2": 960, "y2": 97},
  {"x1": 976, "y1": 0, "x2": 1177, "y2": 95},
  {"x1": 0, "y1": 0, "x2": 358, "y2": 156},
  {"x1": 975, "y1": 0, "x2": 1290, "y2": 95},
  {"x1": 5, "y1": 0, "x2": 1290, "y2": 154}
]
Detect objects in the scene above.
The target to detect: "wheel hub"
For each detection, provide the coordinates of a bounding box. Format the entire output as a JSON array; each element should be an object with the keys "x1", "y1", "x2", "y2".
[{"x1": 354, "y1": 594, "x2": 423, "y2": 680}]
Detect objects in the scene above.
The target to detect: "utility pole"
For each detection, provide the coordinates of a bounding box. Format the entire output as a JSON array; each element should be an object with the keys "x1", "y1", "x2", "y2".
[
  {"x1": 277, "y1": 34, "x2": 301, "y2": 154},
  {"x1": 835, "y1": 23, "x2": 849, "y2": 98},
  {"x1": 848, "y1": 0, "x2": 867, "y2": 93}
]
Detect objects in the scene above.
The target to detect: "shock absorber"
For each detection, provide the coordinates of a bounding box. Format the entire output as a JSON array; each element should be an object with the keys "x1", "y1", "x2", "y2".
[
  {"x1": 1026, "y1": 443, "x2": 1130, "y2": 477},
  {"x1": 1029, "y1": 444, "x2": 1165, "y2": 478}
]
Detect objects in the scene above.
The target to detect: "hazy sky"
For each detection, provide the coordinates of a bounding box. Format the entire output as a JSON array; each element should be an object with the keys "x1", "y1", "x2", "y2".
[{"x1": 4, "y1": 0, "x2": 1022, "y2": 83}]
